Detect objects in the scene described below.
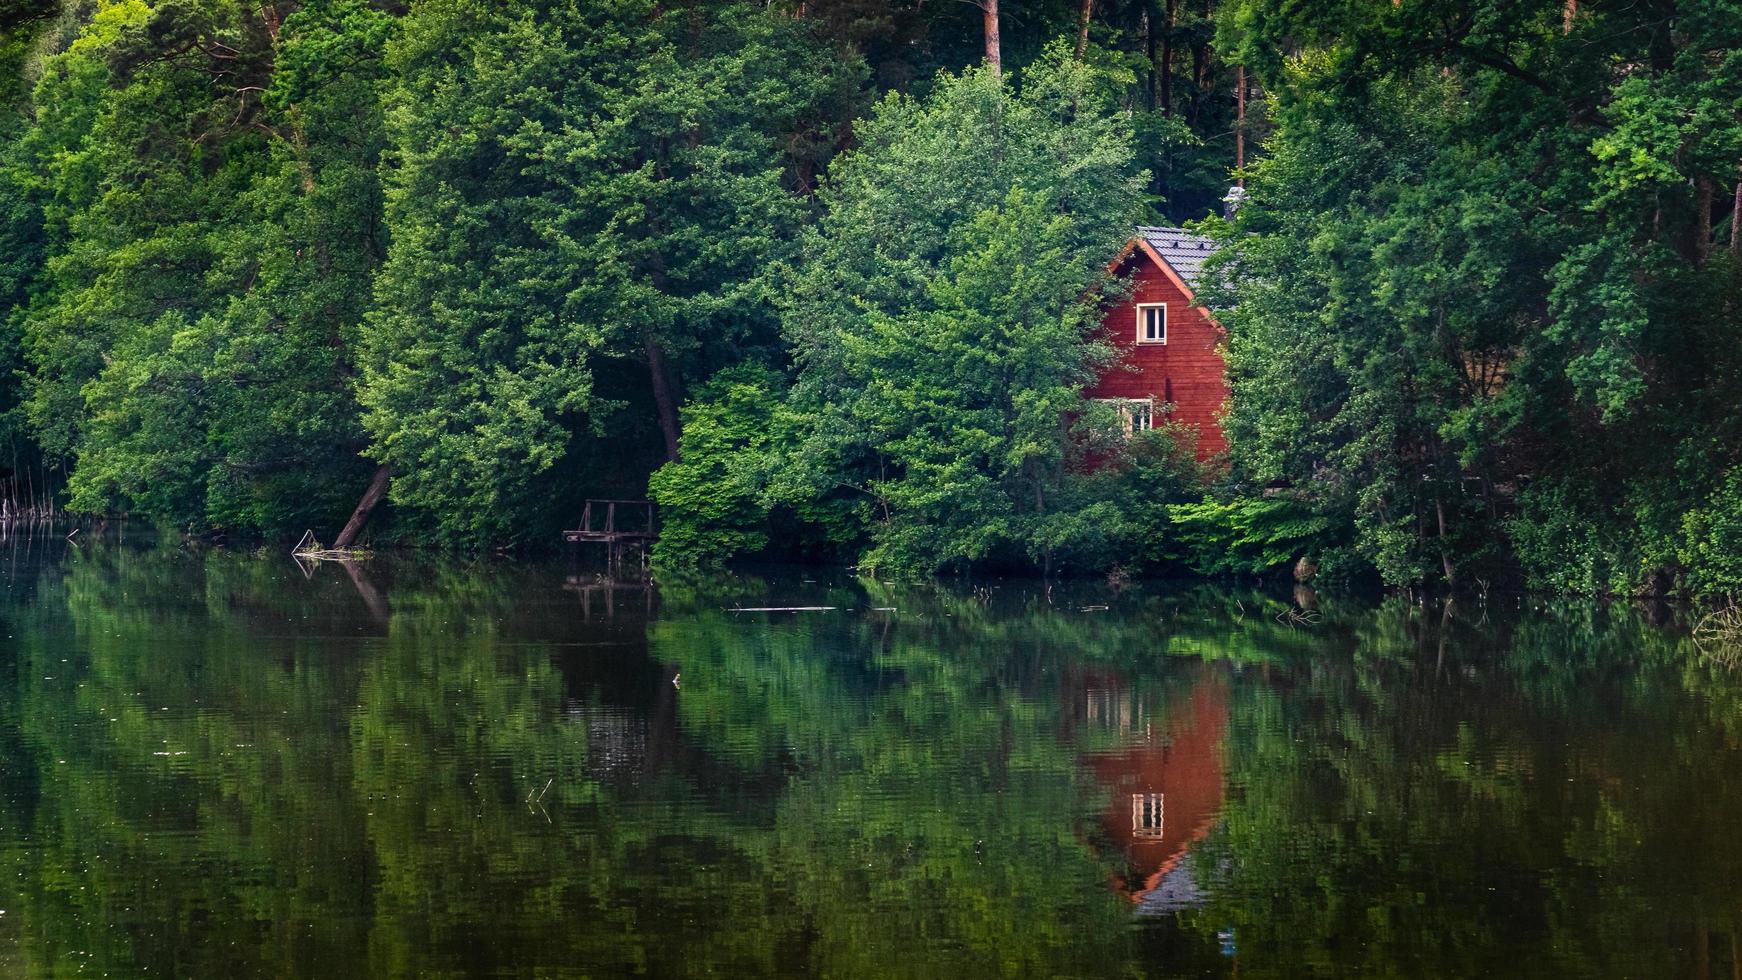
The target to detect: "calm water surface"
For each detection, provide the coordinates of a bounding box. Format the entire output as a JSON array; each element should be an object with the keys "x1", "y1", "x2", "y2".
[{"x1": 0, "y1": 537, "x2": 1738, "y2": 978}]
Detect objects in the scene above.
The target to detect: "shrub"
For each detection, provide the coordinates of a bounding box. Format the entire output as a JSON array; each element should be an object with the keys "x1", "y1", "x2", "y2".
[
  {"x1": 647, "y1": 366, "x2": 790, "y2": 569},
  {"x1": 1681, "y1": 471, "x2": 1742, "y2": 601},
  {"x1": 1167, "y1": 496, "x2": 1334, "y2": 577}
]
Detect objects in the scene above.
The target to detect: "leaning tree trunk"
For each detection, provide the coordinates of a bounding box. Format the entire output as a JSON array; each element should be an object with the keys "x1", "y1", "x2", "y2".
[
  {"x1": 644, "y1": 333, "x2": 682, "y2": 463},
  {"x1": 333, "y1": 464, "x2": 391, "y2": 550},
  {"x1": 1075, "y1": 0, "x2": 1094, "y2": 59}
]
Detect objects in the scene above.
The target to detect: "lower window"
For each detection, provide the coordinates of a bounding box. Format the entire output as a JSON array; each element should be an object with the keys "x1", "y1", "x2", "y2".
[{"x1": 1095, "y1": 397, "x2": 1155, "y2": 435}]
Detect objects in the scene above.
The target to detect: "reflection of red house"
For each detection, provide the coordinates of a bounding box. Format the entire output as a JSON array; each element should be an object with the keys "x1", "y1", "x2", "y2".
[
  {"x1": 1084, "y1": 227, "x2": 1229, "y2": 460},
  {"x1": 1081, "y1": 675, "x2": 1228, "y2": 905}
]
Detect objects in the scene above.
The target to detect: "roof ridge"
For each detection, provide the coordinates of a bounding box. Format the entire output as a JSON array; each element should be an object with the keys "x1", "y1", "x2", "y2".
[{"x1": 1134, "y1": 225, "x2": 1218, "y2": 287}]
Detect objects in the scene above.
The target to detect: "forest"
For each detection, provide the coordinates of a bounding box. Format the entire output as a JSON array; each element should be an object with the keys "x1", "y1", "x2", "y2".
[{"x1": 1, "y1": 0, "x2": 1739, "y2": 599}]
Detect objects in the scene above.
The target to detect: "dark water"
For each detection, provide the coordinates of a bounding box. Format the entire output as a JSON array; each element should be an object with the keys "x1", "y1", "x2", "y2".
[{"x1": 0, "y1": 538, "x2": 1739, "y2": 978}]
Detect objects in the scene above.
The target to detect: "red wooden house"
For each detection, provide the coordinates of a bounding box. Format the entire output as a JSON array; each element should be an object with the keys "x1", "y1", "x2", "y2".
[{"x1": 1084, "y1": 227, "x2": 1229, "y2": 459}]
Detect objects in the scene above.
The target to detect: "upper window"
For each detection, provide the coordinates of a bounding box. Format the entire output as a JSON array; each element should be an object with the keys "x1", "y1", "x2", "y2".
[{"x1": 1136, "y1": 303, "x2": 1167, "y2": 344}]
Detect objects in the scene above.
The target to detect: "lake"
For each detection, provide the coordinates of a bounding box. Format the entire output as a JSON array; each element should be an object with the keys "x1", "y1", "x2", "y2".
[{"x1": 0, "y1": 536, "x2": 1737, "y2": 977}]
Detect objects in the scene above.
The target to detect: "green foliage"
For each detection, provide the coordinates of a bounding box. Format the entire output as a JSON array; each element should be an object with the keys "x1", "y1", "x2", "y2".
[
  {"x1": 4, "y1": 0, "x2": 392, "y2": 531},
  {"x1": 359, "y1": 0, "x2": 865, "y2": 546},
  {"x1": 4, "y1": 0, "x2": 1734, "y2": 601},
  {"x1": 1167, "y1": 495, "x2": 1332, "y2": 577},
  {"x1": 782, "y1": 47, "x2": 1149, "y2": 574},
  {"x1": 1032, "y1": 420, "x2": 1205, "y2": 573},
  {"x1": 1679, "y1": 470, "x2": 1742, "y2": 602},
  {"x1": 0, "y1": 0, "x2": 53, "y2": 109},
  {"x1": 1207, "y1": 0, "x2": 1742, "y2": 598},
  {"x1": 648, "y1": 365, "x2": 791, "y2": 567},
  {"x1": 0, "y1": 0, "x2": 1258, "y2": 556}
]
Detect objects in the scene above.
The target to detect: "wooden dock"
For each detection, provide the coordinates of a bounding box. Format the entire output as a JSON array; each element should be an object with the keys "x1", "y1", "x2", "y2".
[{"x1": 563, "y1": 499, "x2": 655, "y2": 573}]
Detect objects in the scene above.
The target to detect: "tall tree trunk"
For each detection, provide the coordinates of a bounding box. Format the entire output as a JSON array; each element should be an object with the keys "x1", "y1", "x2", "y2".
[
  {"x1": 980, "y1": 0, "x2": 1001, "y2": 76},
  {"x1": 1159, "y1": 0, "x2": 1174, "y2": 116},
  {"x1": 1731, "y1": 166, "x2": 1741, "y2": 256},
  {"x1": 1075, "y1": 0, "x2": 1094, "y2": 59},
  {"x1": 1235, "y1": 64, "x2": 1246, "y2": 186},
  {"x1": 333, "y1": 464, "x2": 391, "y2": 550},
  {"x1": 645, "y1": 334, "x2": 682, "y2": 462},
  {"x1": 1695, "y1": 175, "x2": 1714, "y2": 265},
  {"x1": 1189, "y1": 42, "x2": 1208, "y2": 126},
  {"x1": 1562, "y1": 0, "x2": 1577, "y2": 32},
  {"x1": 1143, "y1": 9, "x2": 1156, "y2": 110},
  {"x1": 1435, "y1": 494, "x2": 1458, "y2": 591}
]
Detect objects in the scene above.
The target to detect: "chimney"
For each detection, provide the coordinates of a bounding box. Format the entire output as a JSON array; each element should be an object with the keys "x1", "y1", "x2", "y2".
[{"x1": 1222, "y1": 185, "x2": 1248, "y2": 219}]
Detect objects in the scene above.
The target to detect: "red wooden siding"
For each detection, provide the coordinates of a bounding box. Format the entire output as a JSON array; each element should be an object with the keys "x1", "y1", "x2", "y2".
[{"x1": 1083, "y1": 248, "x2": 1229, "y2": 459}]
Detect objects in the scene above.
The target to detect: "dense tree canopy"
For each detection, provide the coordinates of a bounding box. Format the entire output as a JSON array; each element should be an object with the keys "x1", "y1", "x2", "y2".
[
  {"x1": 1206, "y1": 0, "x2": 1742, "y2": 597},
  {"x1": 0, "y1": 0, "x2": 1738, "y2": 597},
  {"x1": 357, "y1": 0, "x2": 863, "y2": 546},
  {"x1": 0, "y1": 0, "x2": 1251, "y2": 551},
  {"x1": 4, "y1": 0, "x2": 390, "y2": 529}
]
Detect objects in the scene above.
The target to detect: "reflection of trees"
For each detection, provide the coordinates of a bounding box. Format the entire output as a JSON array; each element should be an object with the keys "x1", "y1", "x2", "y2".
[
  {"x1": 0, "y1": 548, "x2": 826, "y2": 978},
  {"x1": 3, "y1": 550, "x2": 1742, "y2": 978},
  {"x1": 643, "y1": 582, "x2": 1384, "y2": 977},
  {"x1": 0, "y1": 546, "x2": 376, "y2": 977},
  {"x1": 650, "y1": 604, "x2": 1142, "y2": 976},
  {"x1": 1189, "y1": 598, "x2": 1742, "y2": 979}
]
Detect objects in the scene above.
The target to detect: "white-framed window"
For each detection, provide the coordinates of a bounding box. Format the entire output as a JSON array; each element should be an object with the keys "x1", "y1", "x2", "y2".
[
  {"x1": 1135, "y1": 303, "x2": 1167, "y2": 344},
  {"x1": 1095, "y1": 397, "x2": 1155, "y2": 436},
  {"x1": 1132, "y1": 793, "x2": 1165, "y2": 840}
]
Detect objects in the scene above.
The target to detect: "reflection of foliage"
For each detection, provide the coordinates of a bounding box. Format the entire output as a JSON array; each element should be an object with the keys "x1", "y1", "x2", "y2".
[
  {"x1": 2, "y1": 548, "x2": 1742, "y2": 977},
  {"x1": 1187, "y1": 598, "x2": 1742, "y2": 978},
  {"x1": 650, "y1": 599, "x2": 1143, "y2": 976},
  {"x1": 1, "y1": 545, "x2": 375, "y2": 977}
]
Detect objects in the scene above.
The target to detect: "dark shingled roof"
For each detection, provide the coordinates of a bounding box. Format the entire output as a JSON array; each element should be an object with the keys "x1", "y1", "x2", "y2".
[{"x1": 1137, "y1": 226, "x2": 1219, "y2": 288}]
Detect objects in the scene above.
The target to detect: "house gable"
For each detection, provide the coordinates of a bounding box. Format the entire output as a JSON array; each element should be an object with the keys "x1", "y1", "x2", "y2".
[{"x1": 1085, "y1": 228, "x2": 1230, "y2": 460}]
